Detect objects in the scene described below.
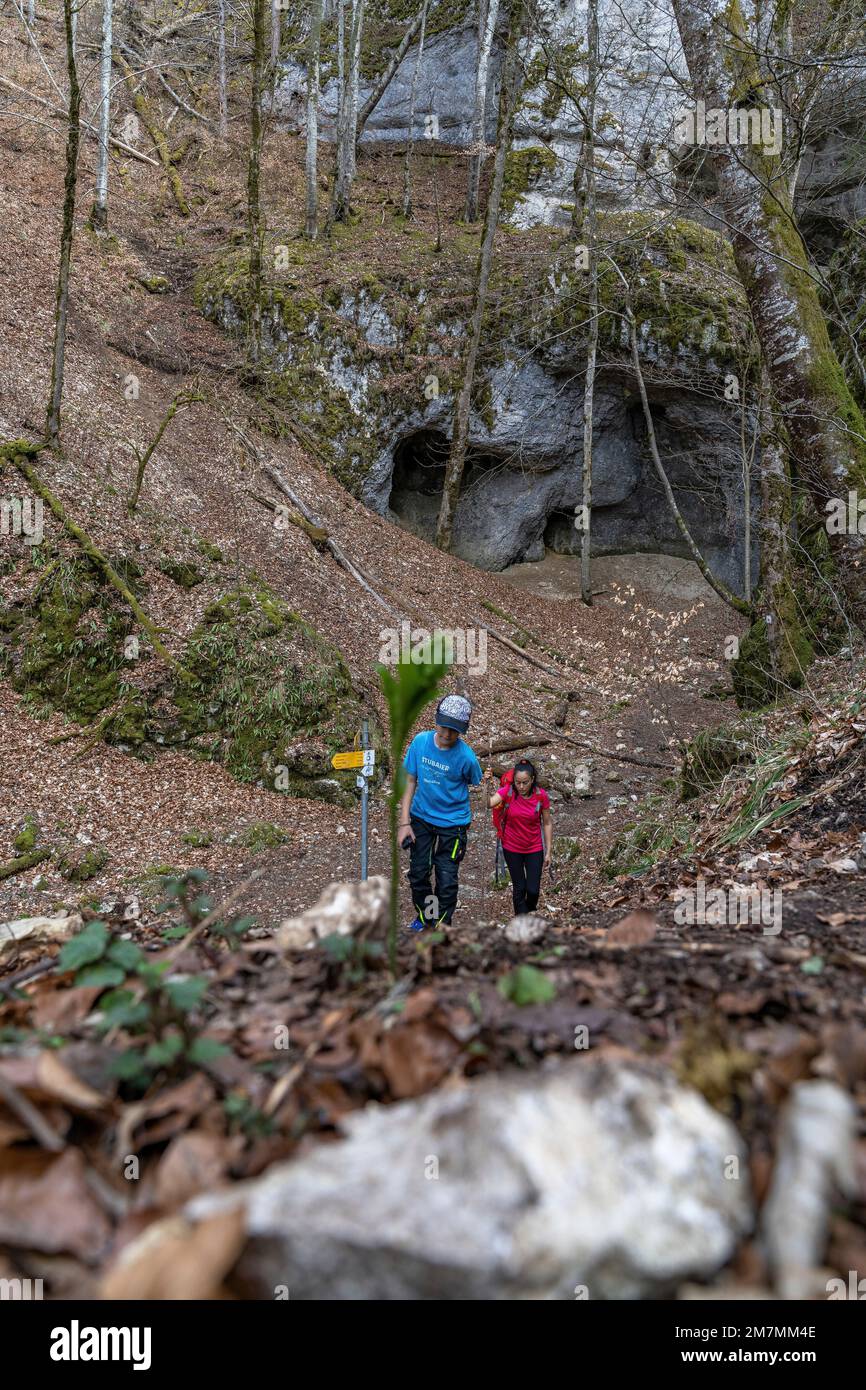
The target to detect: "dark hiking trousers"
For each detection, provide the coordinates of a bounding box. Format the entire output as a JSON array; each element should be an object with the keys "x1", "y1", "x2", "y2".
[
  {"x1": 408, "y1": 816, "x2": 469, "y2": 926},
  {"x1": 503, "y1": 847, "x2": 544, "y2": 916}
]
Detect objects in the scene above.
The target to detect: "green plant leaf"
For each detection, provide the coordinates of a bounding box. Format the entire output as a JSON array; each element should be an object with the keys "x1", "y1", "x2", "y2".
[
  {"x1": 187, "y1": 1037, "x2": 230, "y2": 1065},
  {"x1": 497, "y1": 965, "x2": 556, "y2": 1007},
  {"x1": 321, "y1": 933, "x2": 355, "y2": 962},
  {"x1": 74, "y1": 962, "x2": 126, "y2": 990},
  {"x1": 110, "y1": 1050, "x2": 153, "y2": 1081},
  {"x1": 801, "y1": 955, "x2": 825, "y2": 975},
  {"x1": 145, "y1": 1033, "x2": 185, "y2": 1066},
  {"x1": 165, "y1": 976, "x2": 209, "y2": 1012},
  {"x1": 106, "y1": 939, "x2": 144, "y2": 971},
  {"x1": 57, "y1": 920, "x2": 109, "y2": 973}
]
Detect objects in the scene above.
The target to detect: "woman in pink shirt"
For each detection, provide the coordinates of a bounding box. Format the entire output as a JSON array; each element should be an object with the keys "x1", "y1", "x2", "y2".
[{"x1": 484, "y1": 760, "x2": 552, "y2": 917}]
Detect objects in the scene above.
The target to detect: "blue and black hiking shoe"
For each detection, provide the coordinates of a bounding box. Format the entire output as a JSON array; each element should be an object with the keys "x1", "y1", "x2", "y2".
[{"x1": 407, "y1": 916, "x2": 426, "y2": 933}]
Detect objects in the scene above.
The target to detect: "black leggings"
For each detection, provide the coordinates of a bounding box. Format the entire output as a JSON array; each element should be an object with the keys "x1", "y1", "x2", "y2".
[{"x1": 502, "y1": 848, "x2": 544, "y2": 916}]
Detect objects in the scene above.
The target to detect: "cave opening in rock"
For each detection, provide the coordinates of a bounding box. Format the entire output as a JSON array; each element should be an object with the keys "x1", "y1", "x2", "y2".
[{"x1": 388, "y1": 428, "x2": 513, "y2": 543}]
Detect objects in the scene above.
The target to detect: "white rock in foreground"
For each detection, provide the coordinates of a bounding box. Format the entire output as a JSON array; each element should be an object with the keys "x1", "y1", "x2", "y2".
[
  {"x1": 761, "y1": 1080, "x2": 858, "y2": 1299},
  {"x1": 189, "y1": 1059, "x2": 752, "y2": 1299},
  {"x1": 501, "y1": 914, "x2": 547, "y2": 944},
  {"x1": 276, "y1": 876, "x2": 388, "y2": 951}
]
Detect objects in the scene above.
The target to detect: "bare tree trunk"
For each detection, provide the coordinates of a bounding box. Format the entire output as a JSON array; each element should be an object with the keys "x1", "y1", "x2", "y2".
[
  {"x1": 436, "y1": 0, "x2": 523, "y2": 551},
  {"x1": 45, "y1": 0, "x2": 81, "y2": 446},
  {"x1": 740, "y1": 375, "x2": 760, "y2": 604},
  {"x1": 271, "y1": 0, "x2": 281, "y2": 70},
  {"x1": 357, "y1": 0, "x2": 428, "y2": 140},
  {"x1": 331, "y1": 0, "x2": 365, "y2": 223},
  {"x1": 330, "y1": 0, "x2": 347, "y2": 223},
  {"x1": 305, "y1": 0, "x2": 323, "y2": 239},
  {"x1": 345, "y1": 1, "x2": 364, "y2": 192},
  {"x1": 465, "y1": 0, "x2": 499, "y2": 222},
  {"x1": 218, "y1": 0, "x2": 228, "y2": 138},
  {"x1": 89, "y1": 0, "x2": 114, "y2": 231},
  {"x1": 671, "y1": 0, "x2": 866, "y2": 627},
  {"x1": 247, "y1": 0, "x2": 267, "y2": 366},
  {"x1": 402, "y1": 0, "x2": 428, "y2": 218},
  {"x1": 578, "y1": 0, "x2": 599, "y2": 605},
  {"x1": 732, "y1": 375, "x2": 812, "y2": 704}
]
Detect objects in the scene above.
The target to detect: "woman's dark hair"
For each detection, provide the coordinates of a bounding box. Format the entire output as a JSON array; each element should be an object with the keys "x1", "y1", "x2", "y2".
[{"x1": 513, "y1": 759, "x2": 538, "y2": 792}]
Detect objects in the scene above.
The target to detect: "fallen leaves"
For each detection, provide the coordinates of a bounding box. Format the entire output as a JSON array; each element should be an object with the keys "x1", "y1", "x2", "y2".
[
  {"x1": 606, "y1": 910, "x2": 659, "y2": 947},
  {"x1": 0, "y1": 1148, "x2": 112, "y2": 1260}
]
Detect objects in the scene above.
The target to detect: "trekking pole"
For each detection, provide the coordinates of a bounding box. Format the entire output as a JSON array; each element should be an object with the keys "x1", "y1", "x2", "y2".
[{"x1": 359, "y1": 718, "x2": 369, "y2": 881}]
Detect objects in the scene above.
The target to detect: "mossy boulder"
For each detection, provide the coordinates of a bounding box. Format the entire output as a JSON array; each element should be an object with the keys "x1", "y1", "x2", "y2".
[
  {"x1": 170, "y1": 585, "x2": 370, "y2": 789},
  {"x1": 159, "y1": 559, "x2": 205, "y2": 589},
  {"x1": 680, "y1": 718, "x2": 760, "y2": 800},
  {"x1": 0, "y1": 558, "x2": 373, "y2": 805},
  {"x1": 59, "y1": 846, "x2": 110, "y2": 882},
  {"x1": 0, "y1": 553, "x2": 149, "y2": 736}
]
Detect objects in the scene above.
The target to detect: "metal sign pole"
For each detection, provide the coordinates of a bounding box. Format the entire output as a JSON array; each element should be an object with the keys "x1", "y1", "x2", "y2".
[{"x1": 360, "y1": 718, "x2": 369, "y2": 881}]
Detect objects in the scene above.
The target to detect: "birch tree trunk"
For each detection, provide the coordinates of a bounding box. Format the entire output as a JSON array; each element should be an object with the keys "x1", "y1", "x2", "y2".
[
  {"x1": 671, "y1": 0, "x2": 866, "y2": 627},
  {"x1": 578, "y1": 0, "x2": 599, "y2": 605},
  {"x1": 271, "y1": 0, "x2": 281, "y2": 70},
  {"x1": 465, "y1": 0, "x2": 499, "y2": 222},
  {"x1": 218, "y1": 0, "x2": 228, "y2": 138},
  {"x1": 247, "y1": 0, "x2": 267, "y2": 366},
  {"x1": 402, "y1": 0, "x2": 428, "y2": 218},
  {"x1": 45, "y1": 0, "x2": 81, "y2": 446},
  {"x1": 305, "y1": 0, "x2": 323, "y2": 238},
  {"x1": 436, "y1": 0, "x2": 523, "y2": 551},
  {"x1": 89, "y1": 0, "x2": 114, "y2": 232},
  {"x1": 332, "y1": 0, "x2": 365, "y2": 223}
]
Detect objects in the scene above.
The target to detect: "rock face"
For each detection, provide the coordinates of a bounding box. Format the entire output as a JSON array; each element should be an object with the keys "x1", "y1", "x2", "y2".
[
  {"x1": 253, "y1": 2, "x2": 865, "y2": 592},
  {"x1": 275, "y1": 0, "x2": 685, "y2": 228},
  {"x1": 188, "y1": 1059, "x2": 752, "y2": 1299}
]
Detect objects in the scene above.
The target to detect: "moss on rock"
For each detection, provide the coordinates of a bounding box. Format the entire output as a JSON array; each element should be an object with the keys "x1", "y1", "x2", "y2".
[
  {"x1": 680, "y1": 717, "x2": 760, "y2": 800},
  {"x1": 171, "y1": 584, "x2": 367, "y2": 786}
]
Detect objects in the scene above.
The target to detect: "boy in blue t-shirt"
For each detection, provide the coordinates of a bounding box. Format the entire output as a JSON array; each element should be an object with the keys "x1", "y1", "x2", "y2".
[{"x1": 399, "y1": 695, "x2": 482, "y2": 931}]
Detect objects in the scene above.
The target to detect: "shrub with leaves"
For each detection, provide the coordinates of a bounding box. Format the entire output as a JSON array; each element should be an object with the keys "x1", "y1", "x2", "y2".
[{"x1": 54, "y1": 869, "x2": 254, "y2": 1092}]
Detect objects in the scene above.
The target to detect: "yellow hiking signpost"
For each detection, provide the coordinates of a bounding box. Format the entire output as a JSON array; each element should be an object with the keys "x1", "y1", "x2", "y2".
[
  {"x1": 331, "y1": 729, "x2": 375, "y2": 878},
  {"x1": 331, "y1": 750, "x2": 365, "y2": 770}
]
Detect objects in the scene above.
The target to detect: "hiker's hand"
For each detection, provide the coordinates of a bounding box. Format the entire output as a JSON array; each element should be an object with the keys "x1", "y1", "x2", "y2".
[
  {"x1": 399, "y1": 822, "x2": 415, "y2": 846},
  {"x1": 482, "y1": 767, "x2": 493, "y2": 783},
  {"x1": 544, "y1": 852, "x2": 551, "y2": 868}
]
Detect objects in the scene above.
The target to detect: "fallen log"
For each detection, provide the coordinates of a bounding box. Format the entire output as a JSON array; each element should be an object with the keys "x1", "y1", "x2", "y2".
[
  {"x1": 0, "y1": 849, "x2": 50, "y2": 882},
  {"x1": 472, "y1": 616, "x2": 583, "y2": 685},
  {"x1": 479, "y1": 734, "x2": 553, "y2": 757}
]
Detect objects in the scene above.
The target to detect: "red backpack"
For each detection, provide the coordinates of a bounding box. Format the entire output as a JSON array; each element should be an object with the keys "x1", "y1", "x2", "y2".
[{"x1": 492, "y1": 769, "x2": 515, "y2": 841}]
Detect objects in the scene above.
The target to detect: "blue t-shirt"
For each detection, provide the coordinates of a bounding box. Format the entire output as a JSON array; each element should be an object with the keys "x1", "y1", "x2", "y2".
[{"x1": 404, "y1": 731, "x2": 482, "y2": 828}]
